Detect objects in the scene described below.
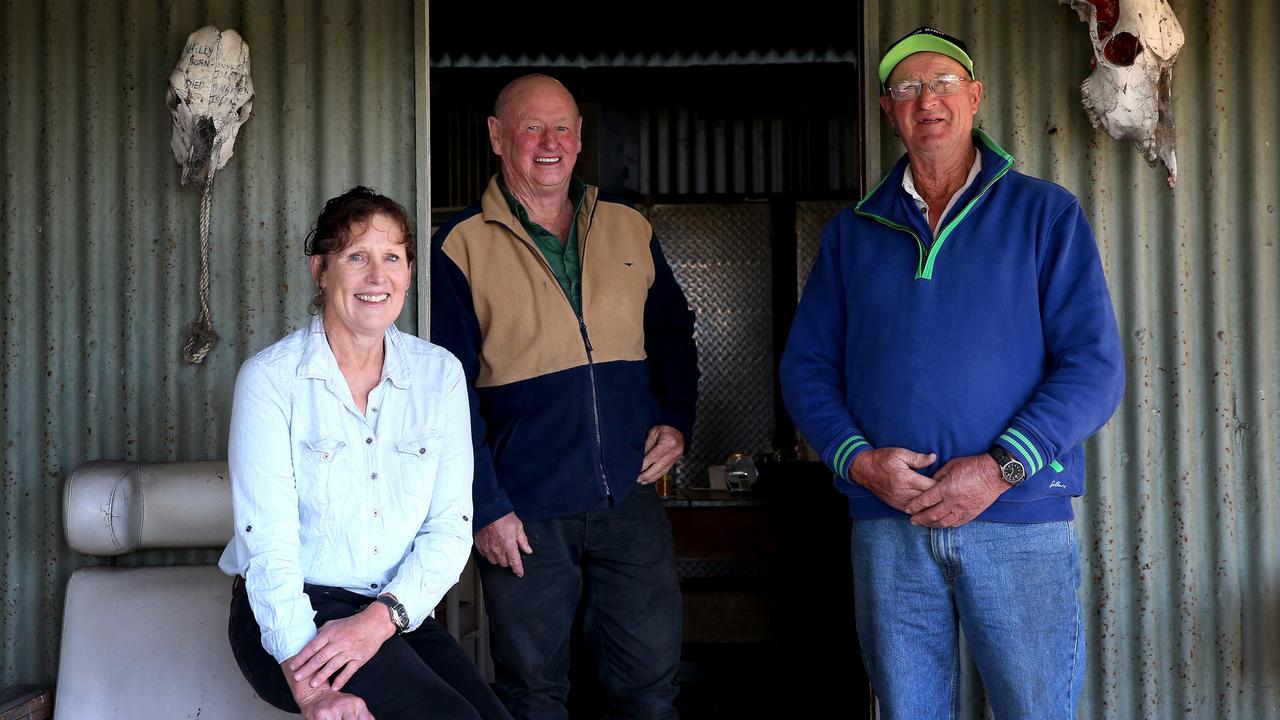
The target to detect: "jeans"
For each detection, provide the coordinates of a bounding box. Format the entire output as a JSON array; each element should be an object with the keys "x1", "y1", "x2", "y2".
[
  {"x1": 478, "y1": 483, "x2": 681, "y2": 720},
  {"x1": 850, "y1": 516, "x2": 1085, "y2": 720},
  {"x1": 228, "y1": 577, "x2": 511, "y2": 720}
]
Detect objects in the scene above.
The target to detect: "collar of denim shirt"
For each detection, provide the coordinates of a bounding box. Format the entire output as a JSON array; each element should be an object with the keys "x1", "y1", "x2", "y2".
[{"x1": 296, "y1": 314, "x2": 414, "y2": 390}]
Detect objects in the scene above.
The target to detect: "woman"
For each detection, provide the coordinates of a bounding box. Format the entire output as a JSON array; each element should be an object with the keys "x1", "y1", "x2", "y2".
[{"x1": 219, "y1": 187, "x2": 508, "y2": 720}]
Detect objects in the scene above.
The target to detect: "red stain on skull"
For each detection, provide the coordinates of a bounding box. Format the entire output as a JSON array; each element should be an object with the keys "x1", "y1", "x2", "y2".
[{"x1": 1088, "y1": 0, "x2": 1120, "y2": 39}]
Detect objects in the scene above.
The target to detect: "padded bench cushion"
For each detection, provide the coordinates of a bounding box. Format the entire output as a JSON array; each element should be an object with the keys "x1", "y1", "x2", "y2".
[{"x1": 54, "y1": 565, "x2": 293, "y2": 720}]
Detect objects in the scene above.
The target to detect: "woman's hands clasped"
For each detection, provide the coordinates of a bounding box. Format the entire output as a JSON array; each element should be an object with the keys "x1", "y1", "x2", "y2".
[
  {"x1": 290, "y1": 685, "x2": 375, "y2": 720},
  {"x1": 282, "y1": 601, "x2": 399, "y2": 719}
]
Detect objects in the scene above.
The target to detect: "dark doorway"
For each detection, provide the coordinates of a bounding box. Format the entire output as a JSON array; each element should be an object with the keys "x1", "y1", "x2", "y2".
[{"x1": 428, "y1": 5, "x2": 871, "y2": 716}]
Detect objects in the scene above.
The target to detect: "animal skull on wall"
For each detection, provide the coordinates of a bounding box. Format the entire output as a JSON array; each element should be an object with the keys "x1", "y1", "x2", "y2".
[
  {"x1": 1060, "y1": 0, "x2": 1184, "y2": 187},
  {"x1": 166, "y1": 26, "x2": 254, "y2": 187},
  {"x1": 166, "y1": 26, "x2": 254, "y2": 364}
]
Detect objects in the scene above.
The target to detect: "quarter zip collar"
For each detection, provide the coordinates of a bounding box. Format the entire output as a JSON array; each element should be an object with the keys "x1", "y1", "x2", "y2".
[
  {"x1": 854, "y1": 129, "x2": 1015, "y2": 279},
  {"x1": 903, "y1": 151, "x2": 983, "y2": 238}
]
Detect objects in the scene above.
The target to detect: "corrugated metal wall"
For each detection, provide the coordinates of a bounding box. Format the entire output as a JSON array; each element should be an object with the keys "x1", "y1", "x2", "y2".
[
  {"x1": 4, "y1": 2, "x2": 1278, "y2": 716},
  {"x1": 871, "y1": 1, "x2": 1280, "y2": 718},
  {"x1": 0, "y1": 0, "x2": 419, "y2": 686},
  {"x1": 638, "y1": 106, "x2": 860, "y2": 196},
  {"x1": 432, "y1": 102, "x2": 862, "y2": 204},
  {"x1": 429, "y1": 67, "x2": 861, "y2": 209}
]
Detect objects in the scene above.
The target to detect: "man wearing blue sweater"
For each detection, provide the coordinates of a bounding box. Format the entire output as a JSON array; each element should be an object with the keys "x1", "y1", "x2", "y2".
[{"x1": 780, "y1": 27, "x2": 1124, "y2": 719}]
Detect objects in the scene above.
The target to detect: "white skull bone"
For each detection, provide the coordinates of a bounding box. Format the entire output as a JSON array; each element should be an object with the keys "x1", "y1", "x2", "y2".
[
  {"x1": 166, "y1": 26, "x2": 254, "y2": 187},
  {"x1": 1060, "y1": 0, "x2": 1184, "y2": 187}
]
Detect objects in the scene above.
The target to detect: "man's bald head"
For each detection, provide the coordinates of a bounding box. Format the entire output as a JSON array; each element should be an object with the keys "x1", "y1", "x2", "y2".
[
  {"x1": 493, "y1": 74, "x2": 579, "y2": 120},
  {"x1": 487, "y1": 73, "x2": 582, "y2": 202}
]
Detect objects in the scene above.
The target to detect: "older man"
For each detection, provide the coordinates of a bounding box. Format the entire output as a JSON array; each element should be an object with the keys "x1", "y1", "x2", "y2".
[
  {"x1": 430, "y1": 74, "x2": 698, "y2": 719},
  {"x1": 781, "y1": 27, "x2": 1124, "y2": 719}
]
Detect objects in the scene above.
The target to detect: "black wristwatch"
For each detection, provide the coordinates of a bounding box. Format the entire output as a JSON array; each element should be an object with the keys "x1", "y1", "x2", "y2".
[
  {"x1": 987, "y1": 446, "x2": 1027, "y2": 486},
  {"x1": 375, "y1": 593, "x2": 410, "y2": 633}
]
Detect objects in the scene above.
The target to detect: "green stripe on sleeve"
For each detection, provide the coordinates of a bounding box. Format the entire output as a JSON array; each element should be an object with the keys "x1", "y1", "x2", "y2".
[
  {"x1": 833, "y1": 435, "x2": 869, "y2": 479},
  {"x1": 1005, "y1": 428, "x2": 1044, "y2": 473},
  {"x1": 1000, "y1": 432, "x2": 1040, "y2": 474}
]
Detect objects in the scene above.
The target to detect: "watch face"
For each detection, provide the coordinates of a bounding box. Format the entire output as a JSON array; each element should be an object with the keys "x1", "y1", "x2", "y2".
[
  {"x1": 989, "y1": 447, "x2": 1025, "y2": 486},
  {"x1": 1002, "y1": 461, "x2": 1026, "y2": 485}
]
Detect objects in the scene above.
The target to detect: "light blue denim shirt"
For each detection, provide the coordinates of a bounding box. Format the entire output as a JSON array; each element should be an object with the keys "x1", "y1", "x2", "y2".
[{"x1": 218, "y1": 315, "x2": 474, "y2": 664}]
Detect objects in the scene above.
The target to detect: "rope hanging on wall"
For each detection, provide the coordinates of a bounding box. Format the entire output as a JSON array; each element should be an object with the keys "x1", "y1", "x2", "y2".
[
  {"x1": 165, "y1": 26, "x2": 254, "y2": 364},
  {"x1": 182, "y1": 177, "x2": 218, "y2": 364}
]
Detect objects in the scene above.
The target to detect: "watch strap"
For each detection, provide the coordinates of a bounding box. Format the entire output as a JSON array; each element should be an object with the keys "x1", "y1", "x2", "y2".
[{"x1": 375, "y1": 593, "x2": 409, "y2": 632}]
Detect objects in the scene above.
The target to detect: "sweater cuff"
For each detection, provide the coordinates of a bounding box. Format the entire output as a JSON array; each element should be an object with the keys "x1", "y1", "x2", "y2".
[
  {"x1": 996, "y1": 425, "x2": 1048, "y2": 476},
  {"x1": 473, "y1": 493, "x2": 515, "y2": 532},
  {"x1": 824, "y1": 432, "x2": 873, "y2": 481}
]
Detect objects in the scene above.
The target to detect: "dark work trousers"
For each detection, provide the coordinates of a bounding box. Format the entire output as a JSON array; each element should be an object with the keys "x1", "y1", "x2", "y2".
[
  {"x1": 478, "y1": 483, "x2": 682, "y2": 720},
  {"x1": 228, "y1": 577, "x2": 511, "y2": 720}
]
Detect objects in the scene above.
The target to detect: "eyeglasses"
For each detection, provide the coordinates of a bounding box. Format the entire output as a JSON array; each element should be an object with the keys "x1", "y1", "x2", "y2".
[{"x1": 886, "y1": 74, "x2": 967, "y2": 101}]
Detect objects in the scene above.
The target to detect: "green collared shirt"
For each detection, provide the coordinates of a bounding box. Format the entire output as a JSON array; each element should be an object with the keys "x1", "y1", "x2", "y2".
[{"x1": 499, "y1": 176, "x2": 587, "y2": 315}]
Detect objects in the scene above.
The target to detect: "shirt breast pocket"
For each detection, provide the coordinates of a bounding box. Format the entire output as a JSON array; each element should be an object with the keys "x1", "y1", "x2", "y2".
[
  {"x1": 396, "y1": 431, "x2": 443, "y2": 504},
  {"x1": 299, "y1": 437, "x2": 350, "y2": 512}
]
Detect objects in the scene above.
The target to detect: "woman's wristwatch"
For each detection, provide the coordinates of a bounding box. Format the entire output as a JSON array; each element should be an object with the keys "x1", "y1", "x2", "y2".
[{"x1": 375, "y1": 593, "x2": 410, "y2": 633}]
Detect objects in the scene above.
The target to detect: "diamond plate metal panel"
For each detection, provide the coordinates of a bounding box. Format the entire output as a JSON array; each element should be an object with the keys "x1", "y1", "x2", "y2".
[
  {"x1": 796, "y1": 201, "x2": 848, "y2": 298},
  {"x1": 646, "y1": 204, "x2": 774, "y2": 488},
  {"x1": 676, "y1": 558, "x2": 773, "y2": 580}
]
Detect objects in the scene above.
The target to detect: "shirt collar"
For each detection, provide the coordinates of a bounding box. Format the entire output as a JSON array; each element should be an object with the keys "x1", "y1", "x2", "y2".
[
  {"x1": 902, "y1": 150, "x2": 983, "y2": 232},
  {"x1": 498, "y1": 175, "x2": 587, "y2": 226},
  {"x1": 297, "y1": 314, "x2": 412, "y2": 389}
]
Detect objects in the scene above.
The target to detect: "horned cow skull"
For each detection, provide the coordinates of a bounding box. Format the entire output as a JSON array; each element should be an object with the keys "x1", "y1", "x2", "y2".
[
  {"x1": 1060, "y1": 0, "x2": 1184, "y2": 187},
  {"x1": 166, "y1": 26, "x2": 254, "y2": 187}
]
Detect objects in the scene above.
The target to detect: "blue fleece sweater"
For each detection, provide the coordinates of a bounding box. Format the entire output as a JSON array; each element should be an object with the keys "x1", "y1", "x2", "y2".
[{"x1": 780, "y1": 130, "x2": 1124, "y2": 522}]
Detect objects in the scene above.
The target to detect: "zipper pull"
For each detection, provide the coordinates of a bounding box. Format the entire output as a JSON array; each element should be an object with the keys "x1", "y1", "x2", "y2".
[{"x1": 578, "y1": 316, "x2": 593, "y2": 352}]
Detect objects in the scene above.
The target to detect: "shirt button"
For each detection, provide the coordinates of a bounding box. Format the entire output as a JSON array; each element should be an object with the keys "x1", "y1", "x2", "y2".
[
  {"x1": 370, "y1": 583, "x2": 378, "y2": 589},
  {"x1": 373, "y1": 509, "x2": 380, "y2": 517},
  {"x1": 371, "y1": 472, "x2": 378, "y2": 480},
  {"x1": 372, "y1": 546, "x2": 380, "y2": 555},
  {"x1": 366, "y1": 437, "x2": 373, "y2": 444},
  {"x1": 418, "y1": 448, "x2": 426, "y2": 455}
]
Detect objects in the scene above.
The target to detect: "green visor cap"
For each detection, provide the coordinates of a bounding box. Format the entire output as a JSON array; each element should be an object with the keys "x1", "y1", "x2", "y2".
[{"x1": 878, "y1": 26, "x2": 975, "y2": 85}]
